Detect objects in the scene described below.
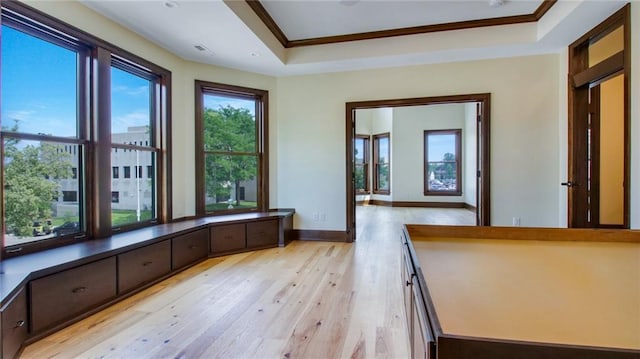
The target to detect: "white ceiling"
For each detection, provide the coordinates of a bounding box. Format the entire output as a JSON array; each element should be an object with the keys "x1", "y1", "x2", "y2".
[
  {"x1": 261, "y1": 0, "x2": 544, "y2": 40},
  {"x1": 79, "y1": 0, "x2": 628, "y2": 76}
]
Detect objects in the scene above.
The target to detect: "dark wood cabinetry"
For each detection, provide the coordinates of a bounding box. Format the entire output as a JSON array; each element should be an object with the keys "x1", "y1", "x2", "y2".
[
  {"x1": 210, "y1": 223, "x2": 246, "y2": 253},
  {"x1": 1, "y1": 288, "x2": 27, "y2": 359},
  {"x1": 30, "y1": 257, "x2": 117, "y2": 334},
  {"x1": 118, "y1": 240, "x2": 171, "y2": 294},
  {"x1": 210, "y1": 219, "x2": 279, "y2": 255},
  {"x1": 0, "y1": 210, "x2": 294, "y2": 355},
  {"x1": 172, "y1": 228, "x2": 209, "y2": 270},
  {"x1": 246, "y1": 219, "x2": 278, "y2": 248},
  {"x1": 402, "y1": 242, "x2": 435, "y2": 359}
]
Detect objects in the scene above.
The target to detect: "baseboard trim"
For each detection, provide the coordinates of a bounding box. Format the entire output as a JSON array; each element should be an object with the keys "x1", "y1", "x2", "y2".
[
  {"x1": 367, "y1": 200, "x2": 474, "y2": 209},
  {"x1": 295, "y1": 229, "x2": 349, "y2": 242}
]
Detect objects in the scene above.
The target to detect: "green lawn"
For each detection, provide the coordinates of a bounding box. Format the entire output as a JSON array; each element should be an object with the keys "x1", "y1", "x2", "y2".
[
  {"x1": 205, "y1": 201, "x2": 257, "y2": 211},
  {"x1": 112, "y1": 209, "x2": 152, "y2": 227},
  {"x1": 50, "y1": 210, "x2": 152, "y2": 228}
]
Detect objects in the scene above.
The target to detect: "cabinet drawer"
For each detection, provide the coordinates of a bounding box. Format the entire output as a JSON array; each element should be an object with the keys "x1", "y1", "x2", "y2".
[
  {"x1": 246, "y1": 220, "x2": 278, "y2": 248},
  {"x1": 30, "y1": 257, "x2": 117, "y2": 334},
  {"x1": 172, "y1": 228, "x2": 208, "y2": 270},
  {"x1": 210, "y1": 223, "x2": 246, "y2": 253},
  {"x1": 118, "y1": 240, "x2": 171, "y2": 294},
  {"x1": 2, "y1": 288, "x2": 27, "y2": 359}
]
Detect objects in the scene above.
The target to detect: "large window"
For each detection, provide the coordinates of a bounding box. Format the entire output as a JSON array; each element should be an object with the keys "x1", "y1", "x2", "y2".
[
  {"x1": 110, "y1": 62, "x2": 160, "y2": 228},
  {"x1": 354, "y1": 135, "x2": 370, "y2": 193},
  {"x1": 424, "y1": 129, "x2": 462, "y2": 195},
  {"x1": 373, "y1": 133, "x2": 390, "y2": 194},
  {"x1": 195, "y1": 81, "x2": 268, "y2": 215},
  {"x1": 1, "y1": 2, "x2": 170, "y2": 256}
]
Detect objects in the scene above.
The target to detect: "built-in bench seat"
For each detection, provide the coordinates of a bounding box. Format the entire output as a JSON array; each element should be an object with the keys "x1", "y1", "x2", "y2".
[{"x1": 0, "y1": 209, "x2": 294, "y2": 358}]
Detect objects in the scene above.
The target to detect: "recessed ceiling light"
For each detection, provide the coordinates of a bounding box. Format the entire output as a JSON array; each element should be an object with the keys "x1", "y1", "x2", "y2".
[
  {"x1": 250, "y1": 52, "x2": 260, "y2": 57},
  {"x1": 164, "y1": 1, "x2": 179, "y2": 9},
  {"x1": 194, "y1": 44, "x2": 215, "y2": 56}
]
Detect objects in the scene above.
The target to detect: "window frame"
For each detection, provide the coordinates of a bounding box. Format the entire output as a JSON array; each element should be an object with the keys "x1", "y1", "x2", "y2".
[
  {"x1": 424, "y1": 129, "x2": 462, "y2": 196},
  {"x1": 1, "y1": 1, "x2": 171, "y2": 257},
  {"x1": 372, "y1": 133, "x2": 390, "y2": 195},
  {"x1": 354, "y1": 134, "x2": 370, "y2": 194},
  {"x1": 194, "y1": 80, "x2": 269, "y2": 216}
]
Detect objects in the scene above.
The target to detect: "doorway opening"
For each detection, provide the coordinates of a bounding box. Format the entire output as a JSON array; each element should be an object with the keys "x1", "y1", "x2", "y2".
[
  {"x1": 567, "y1": 4, "x2": 629, "y2": 228},
  {"x1": 346, "y1": 94, "x2": 491, "y2": 241}
]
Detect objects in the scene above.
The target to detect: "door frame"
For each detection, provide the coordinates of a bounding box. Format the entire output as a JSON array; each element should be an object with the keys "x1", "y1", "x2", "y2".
[
  {"x1": 567, "y1": 4, "x2": 630, "y2": 228},
  {"x1": 345, "y1": 93, "x2": 491, "y2": 242}
]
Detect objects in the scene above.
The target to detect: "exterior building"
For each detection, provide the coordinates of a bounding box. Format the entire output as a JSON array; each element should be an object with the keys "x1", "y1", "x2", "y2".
[{"x1": 54, "y1": 126, "x2": 154, "y2": 217}]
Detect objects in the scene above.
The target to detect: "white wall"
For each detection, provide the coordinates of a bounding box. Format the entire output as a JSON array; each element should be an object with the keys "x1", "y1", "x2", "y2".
[
  {"x1": 277, "y1": 55, "x2": 561, "y2": 229},
  {"x1": 21, "y1": 1, "x2": 640, "y2": 230},
  {"x1": 464, "y1": 103, "x2": 478, "y2": 207},
  {"x1": 392, "y1": 104, "x2": 466, "y2": 203}
]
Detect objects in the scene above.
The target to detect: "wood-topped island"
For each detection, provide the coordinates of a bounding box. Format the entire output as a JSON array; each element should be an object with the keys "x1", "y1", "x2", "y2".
[{"x1": 401, "y1": 225, "x2": 640, "y2": 359}]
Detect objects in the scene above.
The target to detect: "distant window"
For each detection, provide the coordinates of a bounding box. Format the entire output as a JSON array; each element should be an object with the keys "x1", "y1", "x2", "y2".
[
  {"x1": 373, "y1": 133, "x2": 390, "y2": 194},
  {"x1": 71, "y1": 167, "x2": 78, "y2": 179},
  {"x1": 62, "y1": 191, "x2": 78, "y2": 202},
  {"x1": 111, "y1": 191, "x2": 119, "y2": 203},
  {"x1": 424, "y1": 129, "x2": 462, "y2": 195},
  {"x1": 112, "y1": 166, "x2": 119, "y2": 179},
  {"x1": 147, "y1": 165, "x2": 153, "y2": 178},
  {"x1": 123, "y1": 166, "x2": 131, "y2": 178},
  {"x1": 354, "y1": 135, "x2": 370, "y2": 194}
]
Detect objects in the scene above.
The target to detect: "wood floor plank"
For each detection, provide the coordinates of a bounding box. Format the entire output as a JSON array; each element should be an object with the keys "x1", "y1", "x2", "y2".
[{"x1": 21, "y1": 206, "x2": 474, "y2": 358}]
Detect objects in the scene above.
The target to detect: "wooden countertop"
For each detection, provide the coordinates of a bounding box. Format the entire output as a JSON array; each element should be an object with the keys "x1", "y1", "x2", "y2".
[{"x1": 412, "y1": 237, "x2": 640, "y2": 350}]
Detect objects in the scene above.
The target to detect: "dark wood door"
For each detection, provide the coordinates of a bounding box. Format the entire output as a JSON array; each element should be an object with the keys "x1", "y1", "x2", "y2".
[{"x1": 567, "y1": 7, "x2": 629, "y2": 228}]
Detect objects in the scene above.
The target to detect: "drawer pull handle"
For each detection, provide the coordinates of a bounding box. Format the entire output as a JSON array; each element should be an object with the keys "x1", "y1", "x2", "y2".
[
  {"x1": 72, "y1": 286, "x2": 87, "y2": 293},
  {"x1": 405, "y1": 281, "x2": 412, "y2": 287},
  {"x1": 15, "y1": 320, "x2": 25, "y2": 328},
  {"x1": 142, "y1": 261, "x2": 153, "y2": 266},
  {"x1": 189, "y1": 245, "x2": 198, "y2": 249},
  {"x1": 6, "y1": 247, "x2": 23, "y2": 253}
]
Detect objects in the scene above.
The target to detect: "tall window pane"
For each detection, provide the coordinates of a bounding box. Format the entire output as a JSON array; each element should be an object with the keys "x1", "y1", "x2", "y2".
[
  {"x1": 202, "y1": 94, "x2": 258, "y2": 212},
  {"x1": 424, "y1": 129, "x2": 462, "y2": 195},
  {"x1": 2, "y1": 23, "x2": 85, "y2": 247},
  {"x1": 196, "y1": 81, "x2": 267, "y2": 215},
  {"x1": 354, "y1": 135, "x2": 369, "y2": 193},
  {"x1": 111, "y1": 65, "x2": 157, "y2": 227},
  {"x1": 373, "y1": 133, "x2": 390, "y2": 194}
]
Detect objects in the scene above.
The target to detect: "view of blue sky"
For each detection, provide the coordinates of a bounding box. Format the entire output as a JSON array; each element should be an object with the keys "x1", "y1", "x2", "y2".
[
  {"x1": 1, "y1": 25, "x2": 77, "y2": 137},
  {"x1": 111, "y1": 66, "x2": 151, "y2": 135},
  {"x1": 428, "y1": 133, "x2": 456, "y2": 161},
  {"x1": 204, "y1": 94, "x2": 255, "y2": 117},
  {"x1": 1, "y1": 24, "x2": 161, "y2": 137}
]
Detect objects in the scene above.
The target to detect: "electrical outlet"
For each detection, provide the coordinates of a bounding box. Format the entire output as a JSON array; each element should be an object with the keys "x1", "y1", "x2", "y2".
[
  {"x1": 312, "y1": 212, "x2": 319, "y2": 221},
  {"x1": 319, "y1": 212, "x2": 326, "y2": 222},
  {"x1": 512, "y1": 217, "x2": 521, "y2": 227}
]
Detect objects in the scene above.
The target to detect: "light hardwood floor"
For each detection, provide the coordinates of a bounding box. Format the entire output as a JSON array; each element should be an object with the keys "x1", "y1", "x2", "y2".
[{"x1": 21, "y1": 206, "x2": 474, "y2": 359}]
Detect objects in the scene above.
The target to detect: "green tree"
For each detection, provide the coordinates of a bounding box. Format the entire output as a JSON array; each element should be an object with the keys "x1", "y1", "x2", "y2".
[
  {"x1": 3, "y1": 133, "x2": 73, "y2": 236},
  {"x1": 203, "y1": 105, "x2": 256, "y2": 207},
  {"x1": 442, "y1": 152, "x2": 456, "y2": 180}
]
